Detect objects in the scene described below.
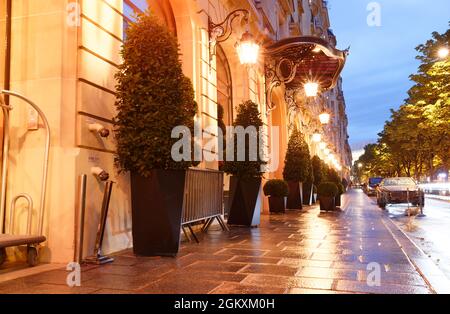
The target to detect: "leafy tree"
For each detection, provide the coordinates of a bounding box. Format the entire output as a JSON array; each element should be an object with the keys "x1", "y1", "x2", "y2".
[
  {"x1": 283, "y1": 128, "x2": 311, "y2": 182},
  {"x1": 356, "y1": 25, "x2": 450, "y2": 181},
  {"x1": 222, "y1": 100, "x2": 265, "y2": 178},
  {"x1": 114, "y1": 12, "x2": 197, "y2": 176}
]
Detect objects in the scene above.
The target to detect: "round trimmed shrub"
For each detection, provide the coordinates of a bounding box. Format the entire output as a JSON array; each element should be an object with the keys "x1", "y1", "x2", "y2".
[
  {"x1": 318, "y1": 182, "x2": 338, "y2": 198},
  {"x1": 263, "y1": 180, "x2": 289, "y2": 197},
  {"x1": 336, "y1": 183, "x2": 345, "y2": 195}
]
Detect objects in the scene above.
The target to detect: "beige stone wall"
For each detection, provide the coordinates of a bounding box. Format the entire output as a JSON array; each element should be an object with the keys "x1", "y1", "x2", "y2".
[{"x1": 5, "y1": 0, "x2": 78, "y2": 263}]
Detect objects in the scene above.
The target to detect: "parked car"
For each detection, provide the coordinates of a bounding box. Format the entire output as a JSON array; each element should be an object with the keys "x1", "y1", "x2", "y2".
[
  {"x1": 376, "y1": 177, "x2": 425, "y2": 209},
  {"x1": 365, "y1": 177, "x2": 383, "y2": 196}
]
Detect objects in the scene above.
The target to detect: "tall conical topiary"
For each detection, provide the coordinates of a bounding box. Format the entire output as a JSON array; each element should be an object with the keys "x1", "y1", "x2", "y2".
[
  {"x1": 114, "y1": 12, "x2": 197, "y2": 177},
  {"x1": 311, "y1": 155, "x2": 323, "y2": 186},
  {"x1": 222, "y1": 100, "x2": 265, "y2": 179},
  {"x1": 283, "y1": 128, "x2": 311, "y2": 209},
  {"x1": 283, "y1": 128, "x2": 311, "y2": 182}
]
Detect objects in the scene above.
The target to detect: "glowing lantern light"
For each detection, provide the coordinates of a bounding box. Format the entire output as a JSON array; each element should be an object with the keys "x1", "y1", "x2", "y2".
[
  {"x1": 438, "y1": 47, "x2": 449, "y2": 59},
  {"x1": 236, "y1": 31, "x2": 260, "y2": 65},
  {"x1": 319, "y1": 112, "x2": 331, "y2": 125},
  {"x1": 312, "y1": 132, "x2": 322, "y2": 143},
  {"x1": 304, "y1": 82, "x2": 319, "y2": 97}
]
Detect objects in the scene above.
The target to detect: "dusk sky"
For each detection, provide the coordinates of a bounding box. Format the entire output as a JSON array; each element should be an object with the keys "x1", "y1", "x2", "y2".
[{"x1": 328, "y1": 0, "x2": 450, "y2": 157}]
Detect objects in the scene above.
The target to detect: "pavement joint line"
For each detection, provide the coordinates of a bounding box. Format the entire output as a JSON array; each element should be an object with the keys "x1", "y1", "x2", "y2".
[{"x1": 381, "y1": 215, "x2": 449, "y2": 294}]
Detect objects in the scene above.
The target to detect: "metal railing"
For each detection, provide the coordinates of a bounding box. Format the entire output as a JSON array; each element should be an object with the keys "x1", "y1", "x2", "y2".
[{"x1": 182, "y1": 168, "x2": 224, "y2": 225}]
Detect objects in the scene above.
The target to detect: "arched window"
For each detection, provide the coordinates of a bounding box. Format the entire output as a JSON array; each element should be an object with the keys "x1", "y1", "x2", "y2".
[
  {"x1": 123, "y1": 0, "x2": 176, "y2": 35},
  {"x1": 216, "y1": 45, "x2": 233, "y2": 126}
]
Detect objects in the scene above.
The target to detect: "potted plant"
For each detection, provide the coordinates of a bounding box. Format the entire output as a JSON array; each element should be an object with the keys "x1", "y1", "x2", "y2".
[
  {"x1": 283, "y1": 128, "x2": 311, "y2": 210},
  {"x1": 114, "y1": 13, "x2": 197, "y2": 256},
  {"x1": 263, "y1": 180, "x2": 289, "y2": 213},
  {"x1": 313, "y1": 185, "x2": 318, "y2": 203},
  {"x1": 222, "y1": 100, "x2": 265, "y2": 227},
  {"x1": 303, "y1": 169, "x2": 314, "y2": 206},
  {"x1": 335, "y1": 183, "x2": 345, "y2": 207},
  {"x1": 318, "y1": 182, "x2": 338, "y2": 211}
]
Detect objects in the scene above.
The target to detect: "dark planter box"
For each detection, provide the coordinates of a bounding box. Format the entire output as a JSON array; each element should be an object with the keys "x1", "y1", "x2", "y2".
[
  {"x1": 130, "y1": 170, "x2": 186, "y2": 257},
  {"x1": 319, "y1": 196, "x2": 335, "y2": 211},
  {"x1": 287, "y1": 181, "x2": 303, "y2": 210},
  {"x1": 268, "y1": 196, "x2": 286, "y2": 213},
  {"x1": 335, "y1": 195, "x2": 341, "y2": 207},
  {"x1": 228, "y1": 176, "x2": 261, "y2": 227},
  {"x1": 303, "y1": 183, "x2": 313, "y2": 206}
]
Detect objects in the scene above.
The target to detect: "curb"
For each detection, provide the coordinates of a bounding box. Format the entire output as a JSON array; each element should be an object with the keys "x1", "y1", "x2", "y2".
[{"x1": 382, "y1": 215, "x2": 450, "y2": 294}]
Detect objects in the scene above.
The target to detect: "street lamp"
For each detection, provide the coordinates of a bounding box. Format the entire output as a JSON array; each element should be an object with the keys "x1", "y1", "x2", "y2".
[
  {"x1": 304, "y1": 82, "x2": 319, "y2": 97},
  {"x1": 438, "y1": 47, "x2": 449, "y2": 59},
  {"x1": 319, "y1": 112, "x2": 331, "y2": 125},
  {"x1": 312, "y1": 131, "x2": 322, "y2": 143},
  {"x1": 236, "y1": 31, "x2": 260, "y2": 65},
  {"x1": 358, "y1": 163, "x2": 363, "y2": 169}
]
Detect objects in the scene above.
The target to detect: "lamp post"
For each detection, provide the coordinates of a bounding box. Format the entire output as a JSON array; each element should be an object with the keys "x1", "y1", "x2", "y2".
[{"x1": 438, "y1": 47, "x2": 449, "y2": 59}]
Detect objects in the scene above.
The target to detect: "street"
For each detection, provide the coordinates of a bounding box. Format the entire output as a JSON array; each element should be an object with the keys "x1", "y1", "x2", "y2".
[
  {"x1": 384, "y1": 196, "x2": 450, "y2": 280},
  {"x1": 1, "y1": 189, "x2": 445, "y2": 294}
]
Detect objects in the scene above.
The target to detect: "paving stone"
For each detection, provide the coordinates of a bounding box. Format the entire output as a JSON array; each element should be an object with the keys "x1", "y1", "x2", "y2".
[{"x1": 210, "y1": 282, "x2": 286, "y2": 294}]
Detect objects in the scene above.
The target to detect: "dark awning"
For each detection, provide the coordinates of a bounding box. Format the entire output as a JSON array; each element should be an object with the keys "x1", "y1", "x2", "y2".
[{"x1": 265, "y1": 36, "x2": 348, "y2": 91}]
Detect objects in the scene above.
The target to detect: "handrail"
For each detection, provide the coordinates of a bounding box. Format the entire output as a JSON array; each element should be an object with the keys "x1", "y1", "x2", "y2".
[{"x1": 0, "y1": 90, "x2": 51, "y2": 236}]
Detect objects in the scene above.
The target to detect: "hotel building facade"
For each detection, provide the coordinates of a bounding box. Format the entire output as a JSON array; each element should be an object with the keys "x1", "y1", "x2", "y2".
[{"x1": 0, "y1": 0, "x2": 352, "y2": 263}]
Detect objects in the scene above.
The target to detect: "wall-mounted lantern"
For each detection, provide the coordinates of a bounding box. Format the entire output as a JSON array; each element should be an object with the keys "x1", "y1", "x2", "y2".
[
  {"x1": 199, "y1": 9, "x2": 260, "y2": 66},
  {"x1": 236, "y1": 31, "x2": 260, "y2": 65}
]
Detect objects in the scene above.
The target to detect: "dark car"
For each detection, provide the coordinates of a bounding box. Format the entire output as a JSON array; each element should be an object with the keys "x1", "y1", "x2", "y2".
[
  {"x1": 376, "y1": 177, "x2": 425, "y2": 209},
  {"x1": 365, "y1": 177, "x2": 383, "y2": 196}
]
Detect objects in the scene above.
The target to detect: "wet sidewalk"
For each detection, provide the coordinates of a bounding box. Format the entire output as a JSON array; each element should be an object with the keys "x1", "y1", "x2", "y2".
[{"x1": 0, "y1": 189, "x2": 435, "y2": 294}]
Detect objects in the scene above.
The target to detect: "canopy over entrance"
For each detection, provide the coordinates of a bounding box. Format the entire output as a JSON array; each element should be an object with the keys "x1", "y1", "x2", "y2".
[{"x1": 265, "y1": 36, "x2": 348, "y2": 112}]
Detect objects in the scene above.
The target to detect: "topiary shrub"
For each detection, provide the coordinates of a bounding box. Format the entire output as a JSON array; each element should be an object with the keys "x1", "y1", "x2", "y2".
[
  {"x1": 336, "y1": 183, "x2": 345, "y2": 195},
  {"x1": 327, "y1": 168, "x2": 341, "y2": 185},
  {"x1": 283, "y1": 128, "x2": 311, "y2": 182},
  {"x1": 263, "y1": 180, "x2": 289, "y2": 197},
  {"x1": 311, "y1": 156, "x2": 323, "y2": 186},
  {"x1": 318, "y1": 182, "x2": 338, "y2": 198},
  {"x1": 114, "y1": 12, "x2": 197, "y2": 177},
  {"x1": 222, "y1": 100, "x2": 265, "y2": 178}
]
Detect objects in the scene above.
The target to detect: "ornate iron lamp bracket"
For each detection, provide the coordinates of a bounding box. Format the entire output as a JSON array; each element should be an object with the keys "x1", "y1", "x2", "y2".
[{"x1": 198, "y1": 9, "x2": 249, "y2": 63}]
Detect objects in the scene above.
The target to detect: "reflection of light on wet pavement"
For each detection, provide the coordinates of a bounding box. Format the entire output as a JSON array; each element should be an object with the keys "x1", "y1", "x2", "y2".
[{"x1": 388, "y1": 197, "x2": 450, "y2": 280}]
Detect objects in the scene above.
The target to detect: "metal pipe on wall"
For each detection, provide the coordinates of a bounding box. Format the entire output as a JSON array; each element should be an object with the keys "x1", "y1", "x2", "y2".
[{"x1": 0, "y1": 95, "x2": 11, "y2": 234}]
